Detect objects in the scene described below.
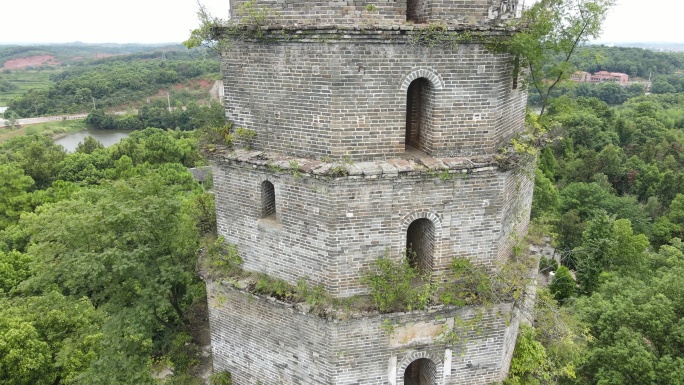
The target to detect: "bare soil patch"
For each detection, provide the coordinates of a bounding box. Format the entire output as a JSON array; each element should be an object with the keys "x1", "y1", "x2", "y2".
[
  {"x1": 157, "y1": 79, "x2": 214, "y2": 96},
  {"x1": 3, "y1": 55, "x2": 60, "y2": 69}
]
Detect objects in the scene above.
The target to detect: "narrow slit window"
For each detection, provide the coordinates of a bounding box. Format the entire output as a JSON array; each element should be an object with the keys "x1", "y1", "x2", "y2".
[{"x1": 261, "y1": 181, "x2": 276, "y2": 220}]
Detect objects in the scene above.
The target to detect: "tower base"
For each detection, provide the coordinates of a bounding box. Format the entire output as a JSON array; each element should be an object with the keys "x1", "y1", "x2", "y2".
[{"x1": 207, "y1": 281, "x2": 520, "y2": 384}]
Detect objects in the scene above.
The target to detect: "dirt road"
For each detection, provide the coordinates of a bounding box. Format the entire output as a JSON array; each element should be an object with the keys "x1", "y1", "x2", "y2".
[{"x1": 0, "y1": 113, "x2": 88, "y2": 128}]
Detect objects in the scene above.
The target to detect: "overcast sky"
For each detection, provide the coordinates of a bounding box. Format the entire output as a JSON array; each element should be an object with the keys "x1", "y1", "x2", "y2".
[{"x1": 0, "y1": 0, "x2": 679, "y2": 45}]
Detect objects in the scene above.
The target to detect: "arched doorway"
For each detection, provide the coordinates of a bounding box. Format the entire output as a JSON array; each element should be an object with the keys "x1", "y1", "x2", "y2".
[
  {"x1": 403, "y1": 358, "x2": 437, "y2": 385},
  {"x1": 406, "y1": 218, "x2": 435, "y2": 275},
  {"x1": 405, "y1": 78, "x2": 432, "y2": 152}
]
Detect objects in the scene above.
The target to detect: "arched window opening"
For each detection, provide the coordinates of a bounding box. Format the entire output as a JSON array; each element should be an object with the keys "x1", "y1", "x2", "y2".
[
  {"x1": 261, "y1": 181, "x2": 276, "y2": 220},
  {"x1": 406, "y1": 218, "x2": 435, "y2": 275},
  {"x1": 403, "y1": 358, "x2": 437, "y2": 385},
  {"x1": 405, "y1": 78, "x2": 432, "y2": 152}
]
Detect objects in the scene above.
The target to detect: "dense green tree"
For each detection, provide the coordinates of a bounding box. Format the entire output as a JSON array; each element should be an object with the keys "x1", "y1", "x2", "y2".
[
  {"x1": 56, "y1": 150, "x2": 114, "y2": 185},
  {"x1": 75, "y1": 136, "x2": 105, "y2": 154},
  {"x1": 0, "y1": 250, "x2": 31, "y2": 293},
  {"x1": 532, "y1": 168, "x2": 560, "y2": 218},
  {"x1": 625, "y1": 158, "x2": 663, "y2": 201},
  {"x1": 611, "y1": 218, "x2": 649, "y2": 273},
  {"x1": 538, "y1": 146, "x2": 557, "y2": 181},
  {"x1": 2, "y1": 110, "x2": 19, "y2": 129},
  {"x1": 597, "y1": 82, "x2": 628, "y2": 105},
  {"x1": 0, "y1": 135, "x2": 66, "y2": 189},
  {"x1": 572, "y1": 213, "x2": 648, "y2": 295},
  {"x1": 507, "y1": 288, "x2": 590, "y2": 384},
  {"x1": 0, "y1": 163, "x2": 34, "y2": 230},
  {"x1": 555, "y1": 209, "x2": 586, "y2": 257},
  {"x1": 0, "y1": 292, "x2": 104, "y2": 385},
  {"x1": 0, "y1": 126, "x2": 211, "y2": 383},
  {"x1": 506, "y1": 325, "x2": 549, "y2": 385},
  {"x1": 549, "y1": 265, "x2": 576, "y2": 304},
  {"x1": 110, "y1": 128, "x2": 203, "y2": 168},
  {"x1": 84, "y1": 109, "x2": 117, "y2": 129},
  {"x1": 8, "y1": 171, "x2": 205, "y2": 383},
  {"x1": 651, "y1": 78, "x2": 677, "y2": 94},
  {"x1": 573, "y1": 212, "x2": 616, "y2": 295},
  {"x1": 596, "y1": 144, "x2": 626, "y2": 190},
  {"x1": 625, "y1": 83, "x2": 646, "y2": 98},
  {"x1": 0, "y1": 315, "x2": 53, "y2": 385},
  {"x1": 0, "y1": 77, "x2": 17, "y2": 92},
  {"x1": 575, "y1": 241, "x2": 684, "y2": 384},
  {"x1": 20, "y1": 172, "x2": 202, "y2": 321},
  {"x1": 559, "y1": 182, "x2": 615, "y2": 220}
]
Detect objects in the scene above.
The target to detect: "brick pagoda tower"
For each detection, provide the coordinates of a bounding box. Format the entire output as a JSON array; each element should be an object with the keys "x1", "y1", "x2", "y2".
[{"x1": 206, "y1": 0, "x2": 533, "y2": 383}]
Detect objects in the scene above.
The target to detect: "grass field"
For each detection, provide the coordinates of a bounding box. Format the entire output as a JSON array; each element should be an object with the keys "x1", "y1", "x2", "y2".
[
  {"x1": 0, "y1": 119, "x2": 86, "y2": 143},
  {"x1": 0, "y1": 69, "x2": 59, "y2": 105}
]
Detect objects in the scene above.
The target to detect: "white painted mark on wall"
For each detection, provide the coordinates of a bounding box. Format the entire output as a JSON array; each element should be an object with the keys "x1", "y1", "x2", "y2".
[
  {"x1": 388, "y1": 355, "x2": 397, "y2": 385},
  {"x1": 443, "y1": 349, "x2": 453, "y2": 382}
]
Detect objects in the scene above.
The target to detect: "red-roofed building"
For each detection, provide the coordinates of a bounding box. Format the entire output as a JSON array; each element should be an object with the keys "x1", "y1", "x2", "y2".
[{"x1": 571, "y1": 70, "x2": 629, "y2": 84}]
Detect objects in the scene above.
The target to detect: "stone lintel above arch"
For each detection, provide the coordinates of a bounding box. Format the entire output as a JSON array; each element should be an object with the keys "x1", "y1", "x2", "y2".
[{"x1": 400, "y1": 68, "x2": 445, "y2": 92}]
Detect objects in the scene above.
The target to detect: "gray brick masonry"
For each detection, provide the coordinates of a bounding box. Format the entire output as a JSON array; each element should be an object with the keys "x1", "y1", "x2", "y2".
[
  {"x1": 211, "y1": 150, "x2": 534, "y2": 297},
  {"x1": 207, "y1": 281, "x2": 522, "y2": 384},
  {"x1": 227, "y1": 0, "x2": 522, "y2": 26},
  {"x1": 206, "y1": 0, "x2": 533, "y2": 382},
  {"x1": 221, "y1": 35, "x2": 526, "y2": 160}
]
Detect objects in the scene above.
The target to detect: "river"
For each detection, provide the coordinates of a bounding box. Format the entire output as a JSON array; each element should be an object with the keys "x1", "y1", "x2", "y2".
[{"x1": 54, "y1": 129, "x2": 131, "y2": 152}]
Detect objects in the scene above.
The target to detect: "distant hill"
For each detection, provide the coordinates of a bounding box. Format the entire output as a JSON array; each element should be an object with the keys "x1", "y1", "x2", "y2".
[
  {"x1": 0, "y1": 43, "x2": 186, "y2": 69},
  {"x1": 593, "y1": 42, "x2": 684, "y2": 52},
  {"x1": 0, "y1": 44, "x2": 220, "y2": 115}
]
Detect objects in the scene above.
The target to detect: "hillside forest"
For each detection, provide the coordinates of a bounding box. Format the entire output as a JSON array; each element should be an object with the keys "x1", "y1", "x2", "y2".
[
  {"x1": 0, "y1": 44, "x2": 219, "y2": 117},
  {"x1": 1, "y1": 39, "x2": 684, "y2": 384}
]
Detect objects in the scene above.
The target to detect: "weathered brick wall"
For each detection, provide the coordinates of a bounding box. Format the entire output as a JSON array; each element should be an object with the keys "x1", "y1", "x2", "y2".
[
  {"x1": 495, "y1": 164, "x2": 534, "y2": 264},
  {"x1": 221, "y1": 37, "x2": 526, "y2": 160},
  {"x1": 228, "y1": 0, "x2": 519, "y2": 25},
  {"x1": 208, "y1": 281, "x2": 333, "y2": 383},
  {"x1": 207, "y1": 281, "x2": 518, "y2": 384},
  {"x1": 491, "y1": 61, "x2": 528, "y2": 152},
  {"x1": 212, "y1": 156, "x2": 533, "y2": 297},
  {"x1": 211, "y1": 2, "x2": 532, "y2": 382}
]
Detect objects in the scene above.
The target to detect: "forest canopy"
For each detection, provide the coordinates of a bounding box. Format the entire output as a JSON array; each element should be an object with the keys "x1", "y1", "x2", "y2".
[{"x1": 0, "y1": 129, "x2": 215, "y2": 384}]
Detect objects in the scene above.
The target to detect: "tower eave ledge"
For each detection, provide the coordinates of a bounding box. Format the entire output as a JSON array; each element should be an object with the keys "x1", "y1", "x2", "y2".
[
  {"x1": 205, "y1": 146, "x2": 526, "y2": 179},
  {"x1": 218, "y1": 23, "x2": 523, "y2": 35}
]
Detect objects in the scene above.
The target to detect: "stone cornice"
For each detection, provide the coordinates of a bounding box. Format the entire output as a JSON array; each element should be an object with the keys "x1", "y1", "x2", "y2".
[
  {"x1": 206, "y1": 145, "x2": 506, "y2": 179},
  {"x1": 217, "y1": 23, "x2": 520, "y2": 44}
]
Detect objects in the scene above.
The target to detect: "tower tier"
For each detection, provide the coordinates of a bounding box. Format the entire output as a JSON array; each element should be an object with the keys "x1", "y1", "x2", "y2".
[
  {"x1": 221, "y1": 33, "x2": 526, "y2": 160},
  {"x1": 208, "y1": 282, "x2": 520, "y2": 384},
  {"x1": 212, "y1": 149, "x2": 533, "y2": 298}
]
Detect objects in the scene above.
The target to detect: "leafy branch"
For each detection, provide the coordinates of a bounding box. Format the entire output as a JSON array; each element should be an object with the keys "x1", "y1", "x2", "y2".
[
  {"x1": 184, "y1": 0, "x2": 277, "y2": 51},
  {"x1": 507, "y1": 0, "x2": 614, "y2": 120}
]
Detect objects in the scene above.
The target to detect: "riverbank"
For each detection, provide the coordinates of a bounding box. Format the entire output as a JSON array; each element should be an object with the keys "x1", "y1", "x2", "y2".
[{"x1": 0, "y1": 119, "x2": 87, "y2": 143}]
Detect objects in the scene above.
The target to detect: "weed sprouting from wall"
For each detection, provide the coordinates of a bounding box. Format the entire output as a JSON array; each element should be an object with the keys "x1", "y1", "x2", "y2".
[
  {"x1": 204, "y1": 233, "x2": 536, "y2": 317},
  {"x1": 361, "y1": 254, "x2": 434, "y2": 313},
  {"x1": 202, "y1": 122, "x2": 256, "y2": 150}
]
